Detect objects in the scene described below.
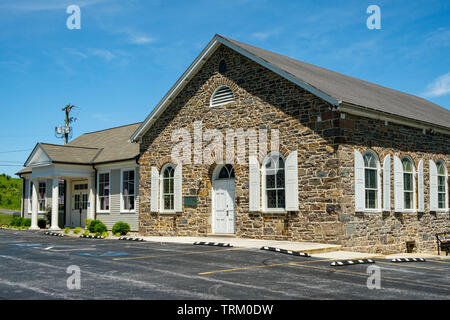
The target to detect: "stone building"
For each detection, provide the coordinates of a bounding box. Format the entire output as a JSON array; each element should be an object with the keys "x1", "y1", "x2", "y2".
[{"x1": 130, "y1": 34, "x2": 449, "y2": 254}]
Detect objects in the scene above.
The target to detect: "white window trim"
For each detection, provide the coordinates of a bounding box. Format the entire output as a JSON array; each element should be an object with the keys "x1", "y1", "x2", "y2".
[
  {"x1": 160, "y1": 163, "x2": 176, "y2": 214},
  {"x1": 363, "y1": 150, "x2": 382, "y2": 213},
  {"x1": 261, "y1": 152, "x2": 287, "y2": 214},
  {"x1": 34, "y1": 180, "x2": 47, "y2": 214},
  {"x1": 120, "y1": 167, "x2": 137, "y2": 213},
  {"x1": 436, "y1": 160, "x2": 449, "y2": 213},
  {"x1": 401, "y1": 156, "x2": 417, "y2": 214},
  {"x1": 97, "y1": 170, "x2": 111, "y2": 213}
]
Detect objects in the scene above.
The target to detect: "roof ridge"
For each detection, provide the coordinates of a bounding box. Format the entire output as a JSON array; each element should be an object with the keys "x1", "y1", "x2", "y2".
[
  {"x1": 39, "y1": 143, "x2": 100, "y2": 150},
  {"x1": 80, "y1": 122, "x2": 143, "y2": 136}
]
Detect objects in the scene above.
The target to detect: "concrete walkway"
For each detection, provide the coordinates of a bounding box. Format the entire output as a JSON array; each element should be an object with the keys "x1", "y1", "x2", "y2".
[{"x1": 138, "y1": 235, "x2": 384, "y2": 259}]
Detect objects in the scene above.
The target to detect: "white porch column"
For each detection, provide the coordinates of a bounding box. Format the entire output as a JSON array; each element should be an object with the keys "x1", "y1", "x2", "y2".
[
  {"x1": 50, "y1": 178, "x2": 60, "y2": 230},
  {"x1": 87, "y1": 174, "x2": 95, "y2": 221},
  {"x1": 30, "y1": 179, "x2": 39, "y2": 230}
]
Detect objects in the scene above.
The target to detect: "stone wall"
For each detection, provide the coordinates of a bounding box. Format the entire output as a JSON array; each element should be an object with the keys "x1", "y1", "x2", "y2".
[
  {"x1": 139, "y1": 44, "x2": 344, "y2": 243},
  {"x1": 337, "y1": 113, "x2": 450, "y2": 254},
  {"x1": 138, "y1": 43, "x2": 450, "y2": 253}
]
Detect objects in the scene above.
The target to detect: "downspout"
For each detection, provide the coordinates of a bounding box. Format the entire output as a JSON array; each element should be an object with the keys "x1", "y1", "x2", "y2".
[
  {"x1": 21, "y1": 176, "x2": 25, "y2": 218},
  {"x1": 93, "y1": 164, "x2": 97, "y2": 221}
]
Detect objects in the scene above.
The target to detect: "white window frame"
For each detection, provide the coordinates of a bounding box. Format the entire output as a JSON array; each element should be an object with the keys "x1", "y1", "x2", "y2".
[
  {"x1": 120, "y1": 167, "x2": 137, "y2": 213},
  {"x1": 363, "y1": 150, "x2": 382, "y2": 213},
  {"x1": 261, "y1": 152, "x2": 287, "y2": 213},
  {"x1": 160, "y1": 163, "x2": 176, "y2": 214},
  {"x1": 401, "y1": 156, "x2": 416, "y2": 213},
  {"x1": 436, "y1": 160, "x2": 448, "y2": 212},
  {"x1": 97, "y1": 170, "x2": 111, "y2": 213},
  {"x1": 36, "y1": 180, "x2": 47, "y2": 213}
]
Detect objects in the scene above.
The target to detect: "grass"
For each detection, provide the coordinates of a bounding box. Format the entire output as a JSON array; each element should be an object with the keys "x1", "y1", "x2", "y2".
[
  {"x1": 0, "y1": 213, "x2": 14, "y2": 225},
  {"x1": 0, "y1": 173, "x2": 22, "y2": 211}
]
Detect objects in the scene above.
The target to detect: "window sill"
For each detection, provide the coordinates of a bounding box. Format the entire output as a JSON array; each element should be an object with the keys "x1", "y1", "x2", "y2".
[
  {"x1": 261, "y1": 209, "x2": 287, "y2": 214},
  {"x1": 399, "y1": 210, "x2": 417, "y2": 214},
  {"x1": 160, "y1": 210, "x2": 177, "y2": 215},
  {"x1": 363, "y1": 209, "x2": 382, "y2": 213},
  {"x1": 120, "y1": 211, "x2": 136, "y2": 214},
  {"x1": 97, "y1": 211, "x2": 110, "y2": 214}
]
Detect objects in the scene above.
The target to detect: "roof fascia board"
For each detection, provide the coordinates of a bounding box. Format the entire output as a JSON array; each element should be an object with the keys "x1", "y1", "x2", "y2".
[
  {"x1": 216, "y1": 36, "x2": 340, "y2": 107},
  {"x1": 24, "y1": 143, "x2": 52, "y2": 167},
  {"x1": 130, "y1": 37, "x2": 221, "y2": 142},
  {"x1": 338, "y1": 103, "x2": 450, "y2": 136}
]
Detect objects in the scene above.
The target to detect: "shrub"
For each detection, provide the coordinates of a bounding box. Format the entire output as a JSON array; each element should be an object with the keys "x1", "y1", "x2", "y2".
[
  {"x1": 38, "y1": 218, "x2": 46, "y2": 229},
  {"x1": 64, "y1": 228, "x2": 71, "y2": 234},
  {"x1": 101, "y1": 231, "x2": 109, "y2": 238},
  {"x1": 112, "y1": 221, "x2": 130, "y2": 236},
  {"x1": 73, "y1": 227, "x2": 82, "y2": 234},
  {"x1": 82, "y1": 230, "x2": 89, "y2": 236},
  {"x1": 10, "y1": 216, "x2": 24, "y2": 227},
  {"x1": 88, "y1": 220, "x2": 107, "y2": 234},
  {"x1": 22, "y1": 218, "x2": 31, "y2": 227}
]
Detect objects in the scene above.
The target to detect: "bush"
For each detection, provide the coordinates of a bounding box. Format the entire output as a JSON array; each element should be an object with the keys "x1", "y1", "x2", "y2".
[
  {"x1": 82, "y1": 230, "x2": 89, "y2": 236},
  {"x1": 73, "y1": 227, "x2": 82, "y2": 234},
  {"x1": 101, "y1": 231, "x2": 109, "y2": 238},
  {"x1": 38, "y1": 218, "x2": 46, "y2": 229},
  {"x1": 88, "y1": 220, "x2": 107, "y2": 234},
  {"x1": 64, "y1": 228, "x2": 71, "y2": 234},
  {"x1": 22, "y1": 218, "x2": 31, "y2": 227},
  {"x1": 10, "y1": 216, "x2": 24, "y2": 227},
  {"x1": 112, "y1": 221, "x2": 130, "y2": 236}
]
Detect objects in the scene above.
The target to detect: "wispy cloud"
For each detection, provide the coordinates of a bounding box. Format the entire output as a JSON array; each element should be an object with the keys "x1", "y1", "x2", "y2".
[
  {"x1": 129, "y1": 34, "x2": 157, "y2": 45},
  {"x1": 89, "y1": 49, "x2": 116, "y2": 62},
  {"x1": 0, "y1": 0, "x2": 111, "y2": 11},
  {"x1": 423, "y1": 72, "x2": 450, "y2": 98}
]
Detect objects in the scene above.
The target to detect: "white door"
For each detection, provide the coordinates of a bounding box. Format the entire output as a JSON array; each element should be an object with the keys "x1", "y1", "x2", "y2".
[
  {"x1": 71, "y1": 184, "x2": 88, "y2": 228},
  {"x1": 213, "y1": 179, "x2": 235, "y2": 234}
]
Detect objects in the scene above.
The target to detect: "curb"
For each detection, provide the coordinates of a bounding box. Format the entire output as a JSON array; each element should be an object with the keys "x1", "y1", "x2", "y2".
[
  {"x1": 260, "y1": 246, "x2": 311, "y2": 257},
  {"x1": 194, "y1": 241, "x2": 233, "y2": 247},
  {"x1": 80, "y1": 235, "x2": 104, "y2": 239},
  {"x1": 391, "y1": 258, "x2": 426, "y2": 263},
  {"x1": 44, "y1": 231, "x2": 64, "y2": 237},
  {"x1": 330, "y1": 259, "x2": 375, "y2": 266},
  {"x1": 119, "y1": 237, "x2": 145, "y2": 242}
]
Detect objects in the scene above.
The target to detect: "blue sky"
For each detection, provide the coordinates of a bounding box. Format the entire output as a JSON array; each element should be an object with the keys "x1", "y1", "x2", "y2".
[{"x1": 0, "y1": 0, "x2": 449, "y2": 177}]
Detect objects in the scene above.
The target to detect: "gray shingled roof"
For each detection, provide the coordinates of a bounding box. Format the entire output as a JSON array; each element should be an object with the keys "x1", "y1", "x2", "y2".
[
  {"x1": 220, "y1": 35, "x2": 450, "y2": 129},
  {"x1": 67, "y1": 122, "x2": 141, "y2": 163},
  {"x1": 16, "y1": 123, "x2": 141, "y2": 175}
]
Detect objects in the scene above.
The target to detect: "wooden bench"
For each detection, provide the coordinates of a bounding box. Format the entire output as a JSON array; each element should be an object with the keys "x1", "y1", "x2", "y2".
[{"x1": 436, "y1": 232, "x2": 450, "y2": 256}]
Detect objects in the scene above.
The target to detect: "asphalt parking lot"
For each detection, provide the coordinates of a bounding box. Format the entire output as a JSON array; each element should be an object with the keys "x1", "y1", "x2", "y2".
[{"x1": 0, "y1": 228, "x2": 448, "y2": 300}]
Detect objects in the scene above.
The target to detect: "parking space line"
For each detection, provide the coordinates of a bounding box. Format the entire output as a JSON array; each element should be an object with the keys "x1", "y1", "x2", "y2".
[
  {"x1": 289, "y1": 262, "x2": 450, "y2": 289},
  {"x1": 198, "y1": 258, "x2": 335, "y2": 275},
  {"x1": 112, "y1": 247, "x2": 246, "y2": 261}
]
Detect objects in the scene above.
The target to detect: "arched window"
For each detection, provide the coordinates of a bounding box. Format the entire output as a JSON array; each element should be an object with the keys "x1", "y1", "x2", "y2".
[
  {"x1": 217, "y1": 164, "x2": 235, "y2": 179},
  {"x1": 402, "y1": 157, "x2": 415, "y2": 210},
  {"x1": 210, "y1": 85, "x2": 234, "y2": 107},
  {"x1": 161, "y1": 164, "x2": 175, "y2": 211},
  {"x1": 363, "y1": 151, "x2": 379, "y2": 209},
  {"x1": 437, "y1": 160, "x2": 448, "y2": 210},
  {"x1": 263, "y1": 154, "x2": 285, "y2": 210}
]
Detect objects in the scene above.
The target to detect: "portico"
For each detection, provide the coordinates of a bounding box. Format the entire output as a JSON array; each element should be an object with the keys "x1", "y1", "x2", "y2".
[{"x1": 23, "y1": 143, "x2": 97, "y2": 230}]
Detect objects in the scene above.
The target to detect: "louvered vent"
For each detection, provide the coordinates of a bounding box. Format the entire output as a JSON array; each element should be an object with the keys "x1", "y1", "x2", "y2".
[{"x1": 210, "y1": 85, "x2": 234, "y2": 107}]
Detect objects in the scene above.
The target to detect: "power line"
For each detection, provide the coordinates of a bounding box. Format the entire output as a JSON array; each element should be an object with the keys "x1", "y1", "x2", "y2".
[{"x1": 0, "y1": 149, "x2": 32, "y2": 154}]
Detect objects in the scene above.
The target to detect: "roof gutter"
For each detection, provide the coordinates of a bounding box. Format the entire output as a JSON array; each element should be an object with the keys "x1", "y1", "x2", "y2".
[{"x1": 338, "y1": 102, "x2": 450, "y2": 136}]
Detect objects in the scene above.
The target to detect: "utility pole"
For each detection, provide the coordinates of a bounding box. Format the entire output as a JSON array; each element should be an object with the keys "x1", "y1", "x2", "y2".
[{"x1": 55, "y1": 104, "x2": 77, "y2": 144}]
